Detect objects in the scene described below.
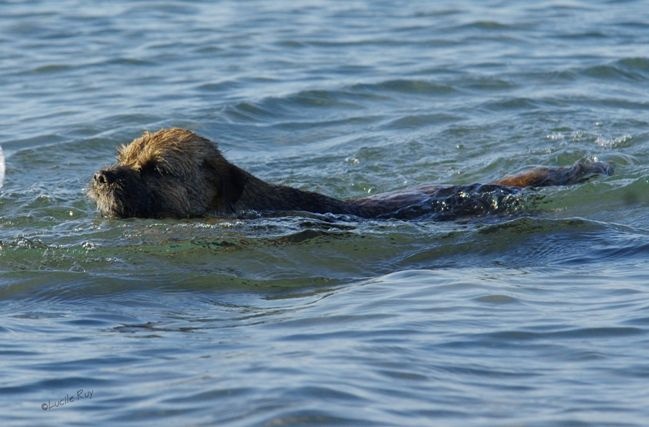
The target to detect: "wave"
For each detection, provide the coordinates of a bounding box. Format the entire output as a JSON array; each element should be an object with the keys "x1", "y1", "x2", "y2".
[{"x1": 582, "y1": 59, "x2": 649, "y2": 82}]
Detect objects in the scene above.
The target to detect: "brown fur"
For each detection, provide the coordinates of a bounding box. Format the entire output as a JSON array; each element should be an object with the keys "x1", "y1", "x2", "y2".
[{"x1": 88, "y1": 128, "x2": 612, "y2": 219}]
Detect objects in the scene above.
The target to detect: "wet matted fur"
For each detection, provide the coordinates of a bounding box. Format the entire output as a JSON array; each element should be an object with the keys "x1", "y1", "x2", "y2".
[{"x1": 88, "y1": 128, "x2": 613, "y2": 219}]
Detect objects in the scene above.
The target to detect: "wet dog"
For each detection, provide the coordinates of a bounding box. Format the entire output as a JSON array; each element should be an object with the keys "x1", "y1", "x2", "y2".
[{"x1": 88, "y1": 128, "x2": 612, "y2": 219}]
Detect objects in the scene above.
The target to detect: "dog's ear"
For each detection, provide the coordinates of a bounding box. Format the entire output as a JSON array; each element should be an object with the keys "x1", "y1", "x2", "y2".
[{"x1": 203, "y1": 153, "x2": 249, "y2": 212}]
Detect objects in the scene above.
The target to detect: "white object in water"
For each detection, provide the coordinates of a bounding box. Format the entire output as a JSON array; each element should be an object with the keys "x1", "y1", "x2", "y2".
[{"x1": 0, "y1": 146, "x2": 4, "y2": 188}]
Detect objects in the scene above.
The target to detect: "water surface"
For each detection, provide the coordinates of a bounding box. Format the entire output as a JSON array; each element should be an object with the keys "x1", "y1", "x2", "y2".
[{"x1": 2, "y1": 1, "x2": 649, "y2": 426}]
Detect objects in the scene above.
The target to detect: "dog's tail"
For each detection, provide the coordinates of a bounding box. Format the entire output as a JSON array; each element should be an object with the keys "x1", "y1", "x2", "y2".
[{"x1": 492, "y1": 159, "x2": 613, "y2": 188}]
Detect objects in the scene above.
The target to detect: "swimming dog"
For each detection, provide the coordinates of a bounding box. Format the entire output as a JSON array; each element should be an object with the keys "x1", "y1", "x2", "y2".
[{"x1": 88, "y1": 128, "x2": 612, "y2": 219}]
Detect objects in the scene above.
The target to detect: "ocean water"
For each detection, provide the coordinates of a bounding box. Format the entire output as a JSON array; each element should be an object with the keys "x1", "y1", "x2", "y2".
[{"x1": 2, "y1": 0, "x2": 649, "y2": 425}]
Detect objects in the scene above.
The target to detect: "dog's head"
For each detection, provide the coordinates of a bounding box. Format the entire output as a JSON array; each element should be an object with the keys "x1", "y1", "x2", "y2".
[{"x1": 88, "y1": 128, "x2": 244, "y2": 218}]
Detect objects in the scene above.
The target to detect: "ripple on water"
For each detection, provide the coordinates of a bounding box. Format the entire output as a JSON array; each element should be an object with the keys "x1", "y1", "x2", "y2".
[
  {"x1": 382, "y1": 113, "x2": 463, "y2": 130},
  {"x1": 223, "y1": 86, "x2": 391, "y2": 124},
  {"x1": 351, "y1": 79, "x2": 457, "y2": 96}
]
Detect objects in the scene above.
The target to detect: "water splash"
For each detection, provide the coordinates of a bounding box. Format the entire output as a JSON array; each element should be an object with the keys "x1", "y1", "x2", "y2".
[{"x1": 0, "y1": 146, "x2": 4, "y2": 188}]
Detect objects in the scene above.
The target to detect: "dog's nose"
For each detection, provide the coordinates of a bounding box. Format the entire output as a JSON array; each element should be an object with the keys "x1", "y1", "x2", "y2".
[{"x1": 94, "y1": 170, "x2": 116, "y2": 185}]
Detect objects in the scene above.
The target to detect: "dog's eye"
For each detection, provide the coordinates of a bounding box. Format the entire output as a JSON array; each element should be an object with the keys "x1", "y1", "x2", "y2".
[
  {"x1": 140, "y1": 161, "x2": 172, "y2": 177},
  {"x1": 139, "y1": 162, "x2": 154, "y2": 174},
  {"x1": 139, "y1": 162, "x2": 163, "y2": 175}
]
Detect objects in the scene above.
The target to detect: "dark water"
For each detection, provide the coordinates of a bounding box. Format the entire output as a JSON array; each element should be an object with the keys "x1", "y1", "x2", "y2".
[{"x1": 2, "y1": 1, "x2": 649, "y2": 425}]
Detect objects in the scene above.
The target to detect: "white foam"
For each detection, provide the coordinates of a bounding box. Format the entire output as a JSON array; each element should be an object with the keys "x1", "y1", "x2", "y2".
[{"x1": 0, "y1": 146, "x2": 4, "y2": 188}]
